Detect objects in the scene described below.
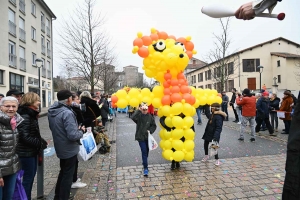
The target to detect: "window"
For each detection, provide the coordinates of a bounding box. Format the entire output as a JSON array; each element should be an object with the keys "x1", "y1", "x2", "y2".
[
  {"x1": 8, "y1": 9, "x2": 16, "y2": 36},
  {"x1": 0, "y1": 70, "x2": 3, "y2": 84},
  {"x1": 31, "y1": 1, "x2": 36, "y2": 16},
  {"x1": 31, "y1": 27, "x2": 36, "y2": 40},
  {"x1": 278, "y1": 75, "x2": 281, "y2": 83},
  {"x1": 206, "y1": 84, "x2": 212, "y2": 89},
  {"x1": 46, "y1": 18, "x2": 50, "y2": 36},
  {"x1": 47, "y1": 40, "x2": 51, "y2": 56},
  {"x1": 228, "y1": 80, "x2": 234, "y2": 91},
  {"x1": 8, "y1": 9, "x2": 15, "y2": 22},
  {"x1": 42, "y1": 58, "x2": 46, "y2": 77},
  {"x1": 9, "y1": 41, "x2": 16, "y2": 67},
  {"x1": 242, "y1": 59, "x2": 260, "y2": 72},
  {"x1": 19, "y1": 46, "x2": 26, "y2": 71},
  {"x1": 19, "y1": 0, "x2": 25, "y2": 14},
  {"x1": 32, "y1": 53, "x2": 36, "y2": 65},
  {"x1": 41, "y1": 36, "x2": 45, "y2": 54},
  {"x1": 207, "y1": 70, "x2": 211, "y2": 80},
  {"x1": 228, "y1": 62, "x2": 234, "y2": 75},
  {"x1": 19, "y1": 17, "x2": 25, "y2": 42},
  {"x1": 47, "y1": 61, "x2": 51, "y2": 79},
  {"x1": 277, "y1": 60, "x2": 280, "y2": 67},
  {"x1": 214, "y1": 67, "x2": 221, "y2": 78},
  {"x1": 198, "y1": 86, "x2": 203, "y2": 89},
  {"x1": 10, "y1": 72, "x2": 24, "y2": 92},
  {"x1": 41, "y1": 13, "x2": 45, "y2": 32},
  {"x1": 198, "y1": 73, "x2": 203, "y2": 82}
]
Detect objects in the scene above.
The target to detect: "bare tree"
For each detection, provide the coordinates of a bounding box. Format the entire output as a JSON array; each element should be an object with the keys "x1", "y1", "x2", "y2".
[
  {"x1": 206, "y1": 18, "x2": 239, "y2": 92},
  {"x1": 57, "y1": 0, "x2": 117, "y2": 93},
  {"x1": 95, "y1": 63, "x2": 119, "y2": 94}
]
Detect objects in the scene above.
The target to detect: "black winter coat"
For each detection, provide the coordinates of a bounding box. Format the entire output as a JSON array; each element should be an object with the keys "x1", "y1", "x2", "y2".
[
  {"x1": 80, "y1": 97, "x2": 101, "y2": 127},
  {"x1": 256, "y1": 97, "x2": 270, "y2": 119},
  {"x1": 99, "y1": 97, "x2": 109, "y2": 120},
  {"x1": 71, "y1": 105, "x2": 84, "y2": 125},
  {"x1": 282, "y1": 98, "x2": 300, "y2": 199},
  {"x1": 16, "y1": 106, "x2": 47, "y2": 157},
  {"x1": 202, "y1": 110, "x2": 226, "y2": 142},
  {"x1": 131, "y1": 110, "x2": 156, "y2": 141},
  {"x1": 269, "y1": 97, "x2": 280, "y2": 112}
]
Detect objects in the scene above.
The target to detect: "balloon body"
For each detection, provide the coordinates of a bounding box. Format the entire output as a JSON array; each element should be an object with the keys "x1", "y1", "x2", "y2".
[
  {"x1": 184, "y1": 140, "x2": 195, "y2": 152},
  {"x1": 184, "y1": 151, "x2": 194, "y2": 162},
  {"x1": 172, "y1": 140, "x2": 184, "y2": 151},
  {"x1": 173, "y1": 151, "x2": 184, "y2": 162},
  {"x1": 172, "y1": 116, "x2": 184, "y2": 129},
  {"x1": 171, "y1": 129, "x2": 184, "y2": 140},
  {"x1": 163, "y1": 149, "x2": 173, "y2": 160},
  {"x1": 184, "y1": 129, "x2": 195, "y2": 140}
]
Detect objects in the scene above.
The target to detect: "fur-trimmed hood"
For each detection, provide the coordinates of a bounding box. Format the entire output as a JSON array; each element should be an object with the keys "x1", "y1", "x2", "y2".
[{"x1": 213, "y1": 110, "x2": 227, "y2": 118}]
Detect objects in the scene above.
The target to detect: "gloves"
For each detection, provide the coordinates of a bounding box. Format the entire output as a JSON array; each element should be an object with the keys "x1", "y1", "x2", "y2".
[{"x1": 40, "y1": 138, "x2": 48, "y2": 150}]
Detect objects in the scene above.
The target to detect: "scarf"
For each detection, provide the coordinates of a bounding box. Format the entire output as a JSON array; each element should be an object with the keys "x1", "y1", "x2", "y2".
[{"x1": 10, "y1": 116, "x2": 17, "y2": 130}]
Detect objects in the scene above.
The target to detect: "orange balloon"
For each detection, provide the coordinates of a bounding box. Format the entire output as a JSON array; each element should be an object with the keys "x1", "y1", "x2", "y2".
[
  {"x1": 182, "y1": 93, "x2": 192, "y2": 104},
  {"x1": 142, "y1": 36, "x2": 152, "y2": 46},
  {"x1": 170, "y1": 79, "x2": 179, "y2": 86},
  {"x1": 176, "y1": 37, "x2": 187, "y2": 45},
  {"x1": 111, "y1": 95, "x2": 118, "y2": 103},
  {"x1": 168, "y1": 35, "x2": 176, "y2": 40},
  {"x1": 158, "y1": 31, "x2": 168, "y2": 40},
  {"x1": 180, "y1": 85, "x2": 190, "y2": 94},
  {"x1": 164, "y1": 88, "x2": 171, "y2": 95},
  {"x1": 186, "y1": 51, "x2": 193, "y2": 59},
  {"x1": 171, "y1": 86, "x2": 180, "y2": 94},
  {"x1": 171, "y1": 93, "x2": 182, "y2": 103},
  {"x1": 138, "y1": 47, "x2": 149, "y2": 58},
  {"x1": 177, "y1": 72, "x2": 185, "y2": 80},
  {"x1": 178, "y1": 79, "x2": 186, "y2": 86},
  {"x1": 133, "y1": 38, "x2": 143, "y2": 47},
  {"x1": 150, "y1": 33, "x2": 159, "y2": 41},
  {"x1": 112, "y1": 103, "x2": 117, "y2": 108},
  {"x1": 162, "y1": 95, "x2": 171, "y2": 105},
  {"x1": 164, "y1": 72, "x2": 172, "y2": 81},
  {"x1": 163, "y1": 81, "x2": 170, "y2": 88},
  {"x1": 188, "y1": 96, "x2": 196, "y2": 105},
  {"x1": 217, "y1": 93, "x2": 222, "y2": 97},
  {"x1": 185, "y1": 41, "x2": 194, "y2": 51}
]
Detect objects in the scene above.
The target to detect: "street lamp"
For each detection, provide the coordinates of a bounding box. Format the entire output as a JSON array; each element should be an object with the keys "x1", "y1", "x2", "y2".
[
  {"x1": 35, "y1": 58, "x2": 44, "y2": 199},
  {"x1": 257, "y1": 66, "x2": 264, "y2": 91}
]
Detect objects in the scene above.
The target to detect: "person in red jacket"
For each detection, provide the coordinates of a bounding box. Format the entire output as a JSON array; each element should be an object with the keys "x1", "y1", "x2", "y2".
[
  {"x1": 147, "y1": 104, "x2": 154, "y2": 116},
  {"x1": 236, "y1": 88, "x2": 257, "y2": 142}
]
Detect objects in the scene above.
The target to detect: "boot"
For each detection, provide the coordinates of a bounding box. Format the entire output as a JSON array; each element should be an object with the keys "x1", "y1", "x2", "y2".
[
  {"x1": 171, "y1": 160, "x2": 176, "y2": 170},
  {"x1": 175, "y1": 162, "x2": 180, "y2": 169}
]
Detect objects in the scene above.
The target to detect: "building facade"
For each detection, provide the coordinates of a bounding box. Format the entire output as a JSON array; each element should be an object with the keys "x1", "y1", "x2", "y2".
[
  {"x1": 0, "y1": 0, "x2": 56, "y2": 107},
  {"x1": 186, "y1": 37, "x2": 300, "y2": 96},
  {"x1": 116, "y1": 65, "x2": 143, "y2": 89}
]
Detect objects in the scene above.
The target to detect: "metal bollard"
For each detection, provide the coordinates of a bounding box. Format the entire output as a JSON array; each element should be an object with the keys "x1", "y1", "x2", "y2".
[{"x1": 37, "y1": 151, "x2": 44, "y2": 199}]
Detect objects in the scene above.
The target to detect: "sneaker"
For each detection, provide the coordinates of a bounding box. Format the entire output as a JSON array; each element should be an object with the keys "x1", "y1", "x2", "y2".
[
  {"x1": 71, "y1": 179, "x2": 87, "y2": 189},
  {"x1": 143, "y1": 169, "x2": 149, "y2": 176},
  {"x1": 238, "y1": 137, "x2": 244, "y2": 141},
  {"x1": 215, "y1": 159, "x2": 220, "y2": 166},
  {"x1": 175, "y1": 162, "x2": 180, "y2": 169},
  {"x1": 237, "y1": 122, "x2": 241, "y2": 125},
  {"x1": 250, "y1": 138, "x2": 255, "y2": 142},
  {"x1": 233, "y1": 120, "x2": 239, "y2": 123},
  {"x1": 201, "y1": 155, "x2": 209, "y2": 162}
]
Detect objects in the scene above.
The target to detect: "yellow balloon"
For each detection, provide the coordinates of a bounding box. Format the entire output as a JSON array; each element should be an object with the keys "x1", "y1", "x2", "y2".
[
  {"x1": 141, "y1": 88, "x2": 151, "y2": 96},
  {"x1": 117, "y1": 99, "x2": 128, "y2": 109},
  {"x1": 159, "y1": 129, "x2": 165, "y2": 139},
  {"x1": 172, "y1": 140, "x2": 184, "y2": 151},
  {"x1": 184, "y1": 151, "x2": 194, "y2": 162},
  {"x1": 215, "y1": 96, "x2": 222, "y2": 104},
  {"x1": 184, "y1": 129, "x2": 195, "y2": 140},
  {"x1": 170, "y1": 102, "x2": 183, "y2": 116},
  {"x1": 182, "y1": 103, "x2": 193, "y2": 117},
  {"x1": 159, "y1": 140, "x2": 165, "y2": 149},
  {"x1": 152, "y1": 85, "x2": 164, "y2": 98},
  {"x1": 211, "y1": 89, "x2": 218, "y2": 95},
  {"x1": 184, "y1": 140, "x2": 195, "y2": 151},
  {"x1": 190, "y1": 86, "x2": 196, "y2": 96},
  {"x1": 161, "y1": 105, "x2": 171, "y2": 117},
  {"x1": 162, "y1": 149, "x2": 173, "y2": 161},
  {"x1": 145, "y1": 69, "x2": 154, "y2": 78},
  {"x1": 173, "y1": 151, "x2": 184, "y2": 162},
  {"x1": 183, "y1": 116, "x2": 194, "y2": 129},
  {"x1": 171, "y1": 129, "x2": 184, "y2": 140},
  {"x1": 164, "y1": 140, "x2": 172, "y2": 150},
  {"x1": 152, "y1": 98, "x2": 162, "y2": 108},
  {"x1": 164, "y1": 130, "x2": 172, "y2": 140},
  {"x1": 128, "y1": 88, "x2": 140, "y2": 98},
  {"x1": 164, "y1": 117, "x2": 173, "y2": 128},
  {"x1": 142, "y1": 96, "x2": 152, "y2": 105},
  {"x1": 193, "y1": 99, "x2": 200, "y2": 108},
  {"x1": 157, "y1": 108, "x2": 163, "y2": 117},
  {"x1": 190, "y1": 107, "x2": 196, "y2": 116},
  {"x1": 199, "y1": 96, "x2": 207, "y2": 106},
  {"x1": 207, "y1": 96, "x2": 215, "y2": 105},
  {"x1": 172, "y1": 116, "x2": 183, "y2": 129},
  {"x1": 129, "y1": 98, "x2": 139, "y2": 107},
  {"x1": 116, "y1": 90, "x2": 127, "y2": 99}
]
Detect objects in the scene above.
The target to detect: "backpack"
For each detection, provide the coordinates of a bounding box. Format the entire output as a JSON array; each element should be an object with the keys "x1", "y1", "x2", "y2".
[{"x1": 99, "y1": 145, "x2": 108, "y2": 154}]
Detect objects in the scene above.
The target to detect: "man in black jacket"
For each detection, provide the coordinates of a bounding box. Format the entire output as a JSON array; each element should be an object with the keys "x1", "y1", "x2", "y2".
[{"x1": 229, "y1": 88, "x2": 239, "y2": 123}]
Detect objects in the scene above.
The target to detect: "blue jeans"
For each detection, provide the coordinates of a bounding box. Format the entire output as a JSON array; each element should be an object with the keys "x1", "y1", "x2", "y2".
[
  {"x1": 196, "y1": 108, "x2": 202, "y2": 123},
  {"x1": 55, "y1": 155, "x2": 77, "y2": 200},
  {"x1": 138, "y1": 141, "x2": 149, "y2": 169},
  {"x1": 19, "y1": 156, "x2": 38, "y2": 200},
  {"x1": 0, "y1": 172, "x2": 17, "y2": 200},
  {"x1": 221, "y1": 105, "x2": 228, "y2": 120}
]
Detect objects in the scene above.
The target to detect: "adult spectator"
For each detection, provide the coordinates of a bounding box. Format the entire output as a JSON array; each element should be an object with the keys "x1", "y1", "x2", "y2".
[
  {"x1": 80, "y1": 91, "x2": 101, "y2": 129},
  {"x1": 6, "y1": 89, "x2": 24, "y2": 103},
  {"x1": 287, "y1": 90, "x2": 297, "y2": 108},
  {"x1": 235, "y1": 0, "x2": 278, "y2": 20},
  {"x1": 196, "y1": 105, "x2": 203, "y2": 125},
  {"x1": 255, "y1": 91, "x2": 275, "y2": 136},
  {"x1": 269, "y1": 93, "x2": 280, "y2": 132},
  {"x1": 282, "y1": 98, "x2": 300, "y2": 199},
  {"x1": 48, "y1": 90, "x2": 84, "y2": 200},
  {"x1": 16, "y1": 92, "x2": 48, "y2": 199},
  {"x1": 236, "y1": 88, "x2": 257, "y2": 142},
  {"x1": 131, "y1": 103, "x2": 157, "y2": 176},
  {"x1": 0, "y1": 96, "x2": 23, "y2": 200},
  {"x1": 0, "y1": 94, "x2": 4, "y2": 101},
  {"x1": 221, "y1": 91, "x2": 229, "y2": 121},
  {"x1": 235, "y1": 91, "x2": 243, "y2": 124},
  {"x1": 99, "y1": 94, "x2": 109, "y2": 126},
  {"x1": 229, "y1": 88, "x2": 239, "y2": 123},
  {"x1": 279, "y1": 90, "x2": 294, "y2": 134}
]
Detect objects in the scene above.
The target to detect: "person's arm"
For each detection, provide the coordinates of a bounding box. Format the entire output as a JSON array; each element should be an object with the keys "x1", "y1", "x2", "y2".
[
  {"x1": 235, "y1": 0, "x2": 278, "y2": 20},
  {"x1": 131, "y1": 109, "x2": 142, "y2": 123},
  {"x1": 63, "y1": 111, "x2": 83, "y2": 141},
  {"x1": 148, "y1": 115, "x2": 157, "y2": 134},
  {"x1": 256, "y1": 98, "x2": 264, "y2": 113},
  {"x1": 236, "y1": 96, "x2": 245, "y2": 106},
  {"x1": 213, "y1": 116, "x2": 223, "y2": 140}
]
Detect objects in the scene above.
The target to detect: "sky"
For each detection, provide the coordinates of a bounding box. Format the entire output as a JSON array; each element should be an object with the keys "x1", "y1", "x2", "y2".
[{"x1": 45, "y1": 0, "x2": 300, "y2": 77}]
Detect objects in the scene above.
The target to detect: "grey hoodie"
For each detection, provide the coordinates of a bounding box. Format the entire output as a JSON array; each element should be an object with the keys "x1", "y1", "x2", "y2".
[{"x1": 48, "y1": 101, "x2": 83, "y2": 159}]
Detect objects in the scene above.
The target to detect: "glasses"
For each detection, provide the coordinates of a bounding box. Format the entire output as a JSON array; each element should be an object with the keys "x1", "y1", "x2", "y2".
[
  {"x1": 142, "y1": 109, "x2": 148, "y2": 111},
  {"x1": 1, "y1": 105, "x2": 17, "y2": 109}
]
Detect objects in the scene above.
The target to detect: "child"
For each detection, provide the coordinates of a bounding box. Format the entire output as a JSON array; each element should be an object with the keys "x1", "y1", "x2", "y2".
[
  {"x1": 93, "y1": 119, "x2": 111, "y2": 152},
  {"x1": 201, "y1": 103, "x2": 227, "y2": 166}
]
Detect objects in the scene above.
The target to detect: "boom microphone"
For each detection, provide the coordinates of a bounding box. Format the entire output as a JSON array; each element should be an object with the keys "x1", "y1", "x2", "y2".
[{"x1": 201, "y1": 4, "x2": 285, "y2": 20}]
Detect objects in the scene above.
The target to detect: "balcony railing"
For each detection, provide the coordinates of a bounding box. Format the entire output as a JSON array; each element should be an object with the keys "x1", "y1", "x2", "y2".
[
  {"x1": 9, "y1": 0, "x2": 16, "y2": 5},
  {"x1": 47, "y1": 70, "x2": 51, "y2": 79},
  {"x1": 47, "y1": 48, "x2": 51, "y2": 57},
  {"x1": 9, "y1": 53, "x2": 17, "y2": 68},
  {"x1": 9, "y1": 21, "x2": 16, "y2": 36},
  {"x1": 41, "y1": 21, "x2": 45, "y2": 33},
  {"x1": 19, "y1": 0, "x2": 25, "y2": 14},
  {"x1": 42, "y1": 45, "x2": 46, "y2": 55},
  {"x1": 19, "y1": 28, "x2": 26, "y2": 42},
  {"x1": 42, "y1": 68, "x2": 46, "y2": 77},
  {"x1": 46, "y1": 26, "x2": 50, "y2": 37},
  {"x1": 19, "y1": 58, "x2": 26, "y2": 71}
]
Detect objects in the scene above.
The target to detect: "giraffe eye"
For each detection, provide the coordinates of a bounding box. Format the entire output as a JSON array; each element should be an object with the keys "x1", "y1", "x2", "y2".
[
  {"x1": 175, "y1": 42, "x2": 185, "y2": 51},
  {"x1": 153, "y1": 41, "x2": 166, "y2": 52}
]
